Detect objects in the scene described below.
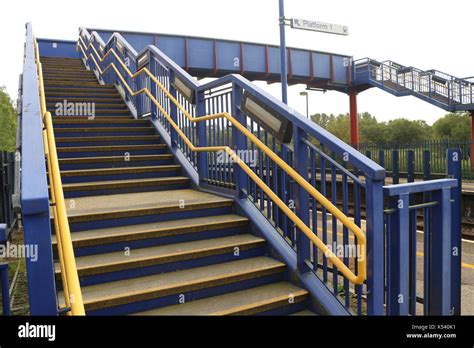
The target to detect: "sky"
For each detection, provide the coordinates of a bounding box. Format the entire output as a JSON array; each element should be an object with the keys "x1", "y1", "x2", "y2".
[{"x1": 1, "y1": 0, "x2": 473, "y2": 124}]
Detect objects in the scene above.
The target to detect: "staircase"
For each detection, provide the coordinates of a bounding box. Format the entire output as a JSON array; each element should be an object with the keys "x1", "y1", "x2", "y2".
[
  {"x1": 42, "y1": 56, "x2": 314, "y2": 315},
  {"x1": 353, "y1": 58, "x2": 474, "y2": 112}
]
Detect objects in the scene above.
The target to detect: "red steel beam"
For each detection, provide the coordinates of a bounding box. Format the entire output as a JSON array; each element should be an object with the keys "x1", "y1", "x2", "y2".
[{"x1": 349, "y1": 89, "x2": 359, "y2": 148}]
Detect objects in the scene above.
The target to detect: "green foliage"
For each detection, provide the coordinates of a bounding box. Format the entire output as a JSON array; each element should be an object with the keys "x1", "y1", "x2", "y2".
[
  {"x1": 0, "y1": 86, "x2": 17, "y2": 152},
  {"x1": 432, "y1": 112, "x2": 470, "y2": 141},
  {"x1": 385, "y1": 118, "x2": 432, "y2": 142},
  {"x1": 311, "y1": 111, "x2": 467, "y2": 144}
]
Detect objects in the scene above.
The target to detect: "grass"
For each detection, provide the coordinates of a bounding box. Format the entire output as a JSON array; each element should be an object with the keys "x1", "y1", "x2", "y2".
[{"x1": 0, "y1": 226, "x2": 30, "y2": 315}]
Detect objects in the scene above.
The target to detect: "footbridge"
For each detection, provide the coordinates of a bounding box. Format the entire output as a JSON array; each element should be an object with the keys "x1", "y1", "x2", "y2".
[{"x1": 12, "y1": 22, "x2": 463, "y2": 316}]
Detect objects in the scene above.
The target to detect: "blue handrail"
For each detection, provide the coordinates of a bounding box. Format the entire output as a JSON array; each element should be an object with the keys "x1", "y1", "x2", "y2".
[{"x1": 20, "y1": 22, "x2": 57, "y2": 315}]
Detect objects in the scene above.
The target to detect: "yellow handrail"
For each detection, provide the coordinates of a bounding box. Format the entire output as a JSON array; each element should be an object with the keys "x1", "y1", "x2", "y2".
[
  {"x1": 78, "y1": 36, "x2": 366, "y2": 285},
  {"x1": 34, "y1": 38, "x2": 85, "y2": 315}
]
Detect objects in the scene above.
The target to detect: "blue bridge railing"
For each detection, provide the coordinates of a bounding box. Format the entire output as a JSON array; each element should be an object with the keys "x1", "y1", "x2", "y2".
[{"x1": 353, "y1": 58, "x2": 474, "y2": 112}]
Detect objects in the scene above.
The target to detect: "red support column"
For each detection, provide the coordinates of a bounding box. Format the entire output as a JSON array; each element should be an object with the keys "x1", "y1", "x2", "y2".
[
  {"x1": 471, "y1": 111, "x2": 474, "y2": 170},
  {"x1": 349, "y1": 89, "x2": 359, "y2": 148}
]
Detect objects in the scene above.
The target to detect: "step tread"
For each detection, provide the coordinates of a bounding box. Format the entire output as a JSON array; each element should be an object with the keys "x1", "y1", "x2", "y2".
[
  {"x1": 291, "y1": 310, "x2": 317, "y2": 316},
  {"x1": 54, "y1": 127, "x2": 152, "y2": 133},
  {"x1": 134, "y1": 282, "x2": 307, "y2": 315},
  {"x1": 57, "y1": 144, "x2": 165, "y2": 152},
  {"x1": 55, "y1": 234, "x2": 264, "y2": 275},
  {"x1": 64, "y1": 189, "x2": 233, "y2": 218},
  {"x1": 53, "y1": 118, "x2": 138, "y2": 124},
  {"x1": 52, "y1": 214, "x2": 248, "y2": 247},
  {"x1": 56, "y1": 135, "x2": 160, "y2": 142},
  {"x1": 61, "y1": 176, "x2": 189, "y2": 191},
  {"x1": 46, "y1": 97, "x2": 122, "y2": 101},
  {"x1": 58, "y1": 154, "x2": 173, "y2": 164},
  {"x1": 58, "y1": 257, "x2": 285, "y2": 308},
  {"x1": 60, "y1": 165, "x2": 181, "y2": 177}
]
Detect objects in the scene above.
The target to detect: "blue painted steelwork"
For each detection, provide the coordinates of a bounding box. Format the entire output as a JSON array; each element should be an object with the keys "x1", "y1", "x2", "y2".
[
  {"x1": 407, "y1": 150, "x2": 415, "y2": 183},
  {"x1": 37, "y1": 39, "x2": 80, "y2": 59},
  {"x1": 278, "y1": 0, "x2": 288, "y2": 104},
  {"x1": 1, "y1": 152, "x2": 17, "y2": 240},
  {"x1": 0, "y1": 263, "x2": 10, "y2": 315},
  {"x1": 87, "y1": 28, "x2": 353, "y2": 91},
  {"x1": 447, "y1": 149, "x2": 462, "y2": 315},
  {"x1": 360, "y1": 140, "x2": 474, "y2": 180},
  {"x1": 353, "y1": 58, "x2": 474, "y2": 112},
  {"x1": 20, "y1": 23, "x2": 58, "y2": 315},
  {"x1": 384, "y1": 178, "x2": 458, "y2": 315}
]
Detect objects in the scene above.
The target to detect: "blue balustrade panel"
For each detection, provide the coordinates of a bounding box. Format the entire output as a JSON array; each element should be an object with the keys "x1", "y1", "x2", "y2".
[{"x1": 203, "y1": 88, "x2": 233, "y2": 187}]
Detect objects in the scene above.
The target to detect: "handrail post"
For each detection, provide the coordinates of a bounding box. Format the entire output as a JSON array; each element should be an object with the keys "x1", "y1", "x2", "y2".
[
  {"x1": 365, "y1": 177, "x2": 385, "y2": 315},
  {"x1": 196, "y1": 90, "x2": 208, "y2": 184},
  {"x1": 447, "y1": 148, "x2": 461, "y2": 315},
  {"x1": 392, "y1": 150, "x2": 399, "y2": 184},
  {"x1": 407, "y1": 150, "x2": 415, "y2": 183},
  {"x1": 293, "y1": 125, "x2": 311, "y2": 272},
  {"x1": 231, "y1": 83, "x2": 247, "y2": 198},
  {"x1": 168, "y1": 70, "x2": 179, "y2": 148},
  {"x1": 386, "y1": 193, "x2": 410, "y2": 315},
  {"x1": 429, "y1": 187, "x2": 452, "y2": 315},
  {"x1": 148, "y1": 54, "x2": 158, "y2": 119}
]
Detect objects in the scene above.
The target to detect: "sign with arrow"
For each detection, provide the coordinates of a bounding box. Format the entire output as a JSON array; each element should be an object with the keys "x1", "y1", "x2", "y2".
[{"x1": 291, "y1": 18, "x2": 349, "y2": 36}]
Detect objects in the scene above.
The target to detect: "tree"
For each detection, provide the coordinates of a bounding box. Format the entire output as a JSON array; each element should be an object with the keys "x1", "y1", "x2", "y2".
[
  {"x1": 384, "y1": 118, "x2": 432, "y2": 143},
  {"x1": 0, "y1": 86, "x2": 17, "y2": 152},
  {"x1": 432, "y1": 112, "x2": 470, "y2": 141},
  {"x1": 359, "y1": 112, "x2": 387, "y2": 143}
]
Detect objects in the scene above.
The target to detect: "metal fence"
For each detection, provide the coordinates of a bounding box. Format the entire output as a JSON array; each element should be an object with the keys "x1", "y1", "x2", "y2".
[
  {"x1": 359, "y1": 140, "x2": 473, "y2": 180},
  {"x1": 1, "y1": 151, "x2": 17, "y2": 240}
]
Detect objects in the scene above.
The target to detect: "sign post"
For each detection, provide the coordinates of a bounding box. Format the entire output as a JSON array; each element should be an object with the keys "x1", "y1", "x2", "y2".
[
  {"x1": 277, "y1": 2, "x2": 349, "y2": 106},
  {"x1": 278, "y1": 0, "x2": 288, "y2": 104},
  {"x1": 290, "y1": 18, "x2": 349, "y2": 36}
]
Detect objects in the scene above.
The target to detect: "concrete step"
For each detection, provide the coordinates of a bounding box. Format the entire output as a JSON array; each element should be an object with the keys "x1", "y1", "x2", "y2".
[
  {"x1": 55, "y1": 135, "x2": 161, "y2": 146},
  {"x1": 58, "y1": 257, "x2": 286, "y2": 314},
  {"x1": 50, "y1": 109, "x2": 130, "y2": 115},
  {"x1": 45, "y1": 91, "x2": 120, "y2": 98},
  {"x1": 61, "y1": 176, "x2": 190, "y2": 197},
  {"x1": 47, "y1": 103, "x2": 127, "y2": 109},
  {"x1": 55, "y1": 234, "x2": 265, "y2": 280},
  {"x1": 291, "y1": 310, "x2": 317, "y2": 316},
  {"x1": 135, "y1": 282, "x2": 308, "y2": 315},
  {"x1": 45, "y1": 86, "x2": 116, "y2": 94},
  {"x1": 58, "y1": 154, "x2": 175, "y2": 170},
  {"x1": 52, "y1": 214, "x2": 248, "y2": 249},
  {"x1": 53, "y1": 127, "x2": 154, "y2": 136},
  {"x1": 63, "y1": 189, "x2": 234, "y2": 231},
  {"x1": 52, "y1": 118, "x2": 144, "y2": 126},
  {"x1": 46, "y1": 96, "x2": 123, "y2": 103},
  {"x1": 44, "y1": 81, "x2": 101, "y2": 86},
  {"x1": 56, "y1": 144, "x2": 166, "y2": 153},
  {"x1": 59, "y1": 165, "x2": 182, "y2": 183}
]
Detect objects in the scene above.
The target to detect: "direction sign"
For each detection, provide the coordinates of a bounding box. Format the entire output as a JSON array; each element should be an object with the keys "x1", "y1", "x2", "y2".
[{"x1": 291, "y1": 18, "x2": 349, "y2": 36}]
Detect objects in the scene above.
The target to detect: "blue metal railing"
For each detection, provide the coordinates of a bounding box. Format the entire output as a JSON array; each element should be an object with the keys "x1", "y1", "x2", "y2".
[
  {"x1": 353, "y1": 58, "x2": 474, "y2": 112},
  {"x1": 77, "y1": 26, "x2": 461, "y2": 315},
  {"x1": 360, "y1": 140, "x2": 474, "y2": 180},
  {"x1": 1, "y1": 152, "x2": 17, "y2": 240},
  {"x1": 20, "y1": 23, "x2": 57, "y2": 315}
]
